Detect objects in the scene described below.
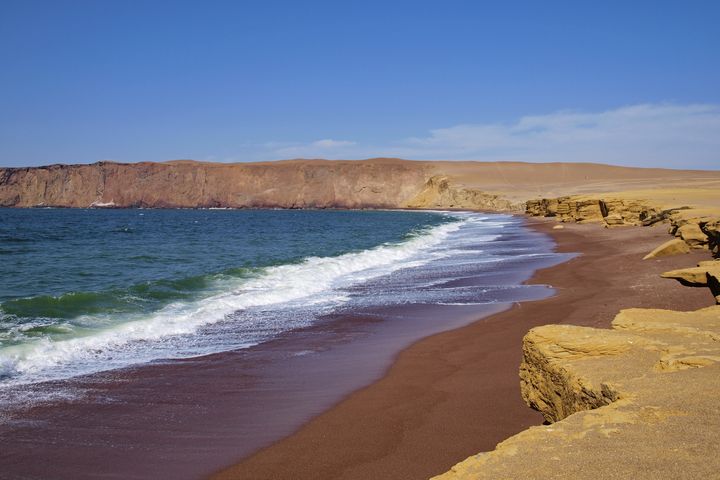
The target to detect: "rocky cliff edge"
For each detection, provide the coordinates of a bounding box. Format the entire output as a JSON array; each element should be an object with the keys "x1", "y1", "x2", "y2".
[{"x1": 433, "y1": 305, "x2": 720, "y2": 480}]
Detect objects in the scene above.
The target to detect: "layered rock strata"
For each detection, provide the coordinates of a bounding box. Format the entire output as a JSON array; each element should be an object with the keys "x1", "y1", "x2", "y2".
[
  {"x1": 669, "y1": 217, "x2": 720, "y2": 257},
  {"x1": 404, "y1": 175, "x2": 519, "y2": 211},
  {"x1": 662, "y1": 262, "x2": 720, "y2": 304},
  {"x1": 525, "y1": 196, "x2": 662, "y2": 226},
  {"x1": 0, "y1": 160, "x2": 519, "y2": 211},
  {"x1": 434, "y1": 306, "x2": 720, "y2": 480},
  {"x1": 526, "y1": 195, "x2": 720, "y2": 258},
  {"x1": 4, "y1": 159, "x2": 719, "y2": 213},
  {"x1": 0, "y1": 160, "x2": 433, "y2": 209}
]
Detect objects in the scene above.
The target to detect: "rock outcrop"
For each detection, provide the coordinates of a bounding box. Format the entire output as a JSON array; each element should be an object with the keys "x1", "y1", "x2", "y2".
[
  {"x1": 0, "y1": 159, "x2": 525, "y2": 212},
  {"x1": 404, "y1": 175, "x2": 519, "y2": 211},
  {"x1": 434, "y1": 306, "x2": 720, "y2": 480},
  {"x1": 661, "y1": 264, "x2": 720, "y2": 286},
  {"x1": 4, "y1": 159, "x2": 719, "y2": 214},
  {"x1": 525, "y1": 196, "x2": 660, "y2": 226},
  {"x1": 661, "y1": 263, "x2": 720, "y2": 304},
  {"x1": 642, "y1": 238, "x2": 690, "y2": 260},
  {"x1": 675, "y1": 223, "x2": 709, "y2": 248},
  {"x1": 0, "y1": 159, "x2": 434, "y2": 209},
  {"x1": 527, "y1": 194, "x2": 720, "y2": 259},
  {"x1": 669, "y1": 217, "x2": 720, "y2": 257}
]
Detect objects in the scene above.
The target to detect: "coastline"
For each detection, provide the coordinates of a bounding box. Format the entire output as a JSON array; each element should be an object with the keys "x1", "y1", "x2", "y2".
[
  {"x1": 0, "y1": 212, "x2": 560, "y2": 479},
  {"x1": 213, "y1": 217, "x2": 715, "y2": 480}
]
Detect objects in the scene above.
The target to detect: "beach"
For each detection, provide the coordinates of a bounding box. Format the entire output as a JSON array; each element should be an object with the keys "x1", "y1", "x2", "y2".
[
  {"x1": 0, "y1": 206, "x2": 717, "y2": 479},
  {"x1": 2, "y1": 3, "x2": 718, "y2": 477},
  {"x1": 0, "y1": 211, "x2": 561, "y2": 479},
  {"x1": 214, "y1": 218, "x2": 714, "y2": 480}
]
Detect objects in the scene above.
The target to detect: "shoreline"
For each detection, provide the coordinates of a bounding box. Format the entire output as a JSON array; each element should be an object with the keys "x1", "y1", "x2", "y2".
[
  {"x1": 0, "y1": 212, "x2": 560, "y2": 479},
  {"x1": 213, "y1": 218, "x2": 716, "y2": 480}
]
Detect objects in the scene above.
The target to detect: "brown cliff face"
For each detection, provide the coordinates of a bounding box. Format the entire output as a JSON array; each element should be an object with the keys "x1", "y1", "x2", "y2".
[
  {"x1": 0, "y1": 159, "x2": 434, "y2": 209},
  {"x1": 2, "y1": 158, "x2": 719, "y2": 211}
]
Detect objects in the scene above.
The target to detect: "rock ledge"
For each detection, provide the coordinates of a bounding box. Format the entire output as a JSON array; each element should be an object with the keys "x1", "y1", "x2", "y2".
[{"x1": 433, "y1": 306, "x2": 720, "y2": 480}]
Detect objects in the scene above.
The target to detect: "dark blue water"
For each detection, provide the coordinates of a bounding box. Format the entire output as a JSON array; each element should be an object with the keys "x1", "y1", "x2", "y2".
[
  {"x1": 0, "y1": 209, "x2": 566, "y2": 397},
  {"x1": 0, "y1": 208, "x2": 458, "y2": 384},
  {"x1": 0, "y1": 209, "x2": 452, "y2": 303},
  {"x1": 0, "y1": 208, "x2": 572, "y2": 480}
]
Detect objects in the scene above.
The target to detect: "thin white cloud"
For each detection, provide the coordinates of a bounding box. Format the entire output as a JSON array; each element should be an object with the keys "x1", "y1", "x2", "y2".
[
  {"x1": 393, "y1": 103, "x2": 720, "y2": 168},
  {"x1": 241, "y1": 103, "x2": 720, "y2": 169},
  {"x1": 268, "y1": 138, "x2": 358, "y2": 158},
  {"x1": 311, "y1": 139, "x2": 356, "y2": 148}
]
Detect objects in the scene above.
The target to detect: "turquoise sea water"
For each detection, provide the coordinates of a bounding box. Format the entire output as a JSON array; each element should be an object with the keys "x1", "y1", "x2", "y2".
[
  {"x1": 0, "y1": 209, "x2": 458, "y2": 384},
  {"x1": 0, "y1": 208, "x2": 561, "y2": 393}
]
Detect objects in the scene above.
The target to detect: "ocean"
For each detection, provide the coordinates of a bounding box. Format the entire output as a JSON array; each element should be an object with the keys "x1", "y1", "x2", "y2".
[
  {"x1": 0, "y1": 208, "x2": 459, "y2": 386},
  {"x1": 0, "y1": 208, "x2": 567, "y2": 478}
]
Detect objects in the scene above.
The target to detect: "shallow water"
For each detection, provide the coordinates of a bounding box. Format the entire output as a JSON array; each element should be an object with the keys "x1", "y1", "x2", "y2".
[{"x1": 0, "y1": 209, "x2": 569, "y2": 479}]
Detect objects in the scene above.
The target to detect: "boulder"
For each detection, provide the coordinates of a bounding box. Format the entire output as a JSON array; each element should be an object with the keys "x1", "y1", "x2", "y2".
[
  {"x1": 698, "y1": 260, "x2": 720, "y2": 267},
  {"x1": 603, "y1": 213, "x2": 625, "y2": 226},
  {"x1": 676, "y1": 223, "x2": 709, "y2": 248},
  {"x1": 642, "y1": 238, "x2": 690, "y2": 260},
  {"x1": 661, "y1": 265, "x2": 720, "y2": 286}
]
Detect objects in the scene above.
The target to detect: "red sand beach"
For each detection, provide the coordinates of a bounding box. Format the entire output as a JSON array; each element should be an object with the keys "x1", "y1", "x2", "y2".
[
  {"x1": 0, "y1": 217, "x2": 714, "y2": 480},
  {"x1": 214, "y1": 219, "x2": 715, "y2": 480}
]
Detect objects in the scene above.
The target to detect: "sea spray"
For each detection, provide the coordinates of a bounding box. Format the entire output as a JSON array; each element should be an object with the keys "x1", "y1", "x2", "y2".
[{"x1": 0, "y1": 212, "x2": 466, "y2": 385}]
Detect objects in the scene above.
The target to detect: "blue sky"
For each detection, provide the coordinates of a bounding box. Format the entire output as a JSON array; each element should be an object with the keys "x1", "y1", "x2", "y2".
[{"x1": 1, "y1": 0, "x2": 718, "y2": 168}]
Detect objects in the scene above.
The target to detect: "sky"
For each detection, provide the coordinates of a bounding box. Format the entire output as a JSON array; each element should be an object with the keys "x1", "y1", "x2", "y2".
[{"x1": 1, "y1": 0, "x2": 719, "y2": 169}]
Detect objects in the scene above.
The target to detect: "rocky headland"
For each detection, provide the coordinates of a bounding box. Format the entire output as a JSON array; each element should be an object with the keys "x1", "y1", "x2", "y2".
[{"x1": 2, "y1": 158, "x2": 718, "y2": 212}]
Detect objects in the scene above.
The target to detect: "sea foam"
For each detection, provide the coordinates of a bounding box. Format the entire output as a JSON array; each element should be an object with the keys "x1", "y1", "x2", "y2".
[{"x1": 0, "y1": 217, "x2": 468, "y2": 386}]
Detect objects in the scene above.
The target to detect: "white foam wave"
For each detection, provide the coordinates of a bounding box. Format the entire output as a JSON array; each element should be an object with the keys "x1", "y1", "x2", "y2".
[{"x1": 0, "y1": 219, "x2": 466, "y2": 386}]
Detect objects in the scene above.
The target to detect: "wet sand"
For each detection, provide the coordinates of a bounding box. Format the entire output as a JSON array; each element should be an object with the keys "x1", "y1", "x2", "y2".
[
  {"x1": 214, "y1": 219, "x2": 716, "y2": 480},
  {"x1": 1, "y1": 218, "x2": 714, "y2": 480},
  {"x1": 0, "y1": 216, "x2": 561, "y2": 480}
]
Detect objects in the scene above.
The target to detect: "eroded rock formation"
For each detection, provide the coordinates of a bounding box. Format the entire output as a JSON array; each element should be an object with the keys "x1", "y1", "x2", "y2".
[
  {"x1": 5, "y1": 159, "x2": 719, "y2": 214},
  {"x1": 526, "y1": 194, "x2": 720, "y2": 260},
  {"x1": 661, "y1": 262, "x2": 720, "y2": 304},
  {"x1": 669, "y1": 217, "x2": 720, "y2": 257},
  {"x1": 0, "y1": 160, "x2": 436, "y2": 209},
  {"x1": 525, "y1": 196, "x2": 661, "y2": 225},
  {"x1": 404, "y1": 175, "x2": 519, "y2": 211},
  {"x1": 434, "y1": 306, "x2": 720, "y2": 480},
  {"x1": 642, "y1": 238, "x2": 690, "y2": 260},
  {"x1": 0, "y1": 159, "x2": 524, "y2": 211}
]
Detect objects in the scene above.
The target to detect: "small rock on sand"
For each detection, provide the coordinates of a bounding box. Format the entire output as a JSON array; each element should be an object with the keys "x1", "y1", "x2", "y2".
[{"x1": 642, "y1": 238, "x2": 690, "y2": 260}]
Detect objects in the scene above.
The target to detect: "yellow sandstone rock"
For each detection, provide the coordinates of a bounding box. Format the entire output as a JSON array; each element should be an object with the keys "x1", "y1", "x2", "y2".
[
  {"x1": 675, "y1": 223, "x2": 709, "y2": 248},
  {"x1": 698, "y1": 260, "x2": 720, "y2": 267},
  {"x1": 661, "y1": 265, "x2": 720, "y2": 286},
  {"x1": 642, "y1": 238, "x2": 690, "y2": 260},
  {"x1": 433, "y1": 306, "x2": 720, "y2": 480},
  {"x1": 404, "y1": 175, "x2": 518, "y2": 211},
  {"x1": 526, "y1": 196, "x2": 660, "y2": 226}
]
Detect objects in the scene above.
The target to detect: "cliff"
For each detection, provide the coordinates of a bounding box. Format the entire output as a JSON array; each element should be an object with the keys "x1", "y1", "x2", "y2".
[
  {"x1": 0, "y1": 159, "x2": 433, "y2": 209},
  {"x1": 434, "y1": 305, "x2": 720, "y2": 480},
  {"x1": 2, "y1": 158, "x2": 719, "y2": 212}
]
